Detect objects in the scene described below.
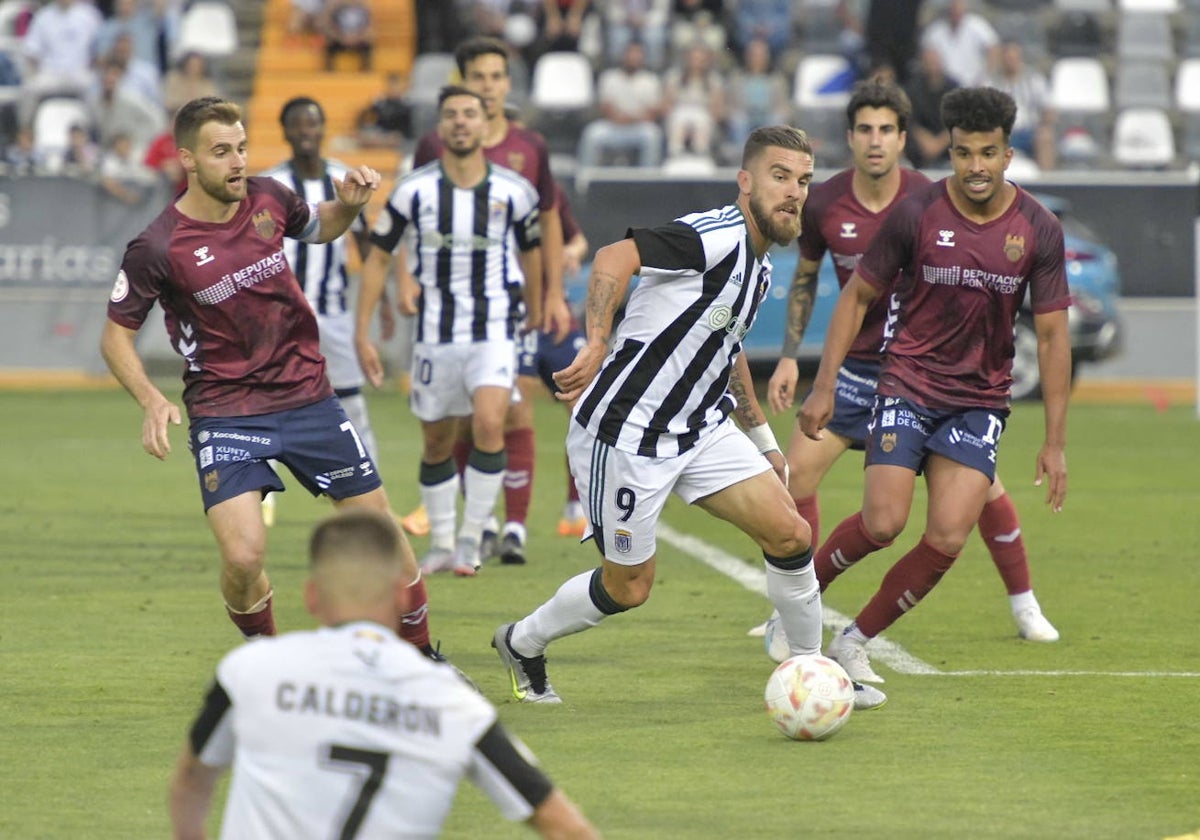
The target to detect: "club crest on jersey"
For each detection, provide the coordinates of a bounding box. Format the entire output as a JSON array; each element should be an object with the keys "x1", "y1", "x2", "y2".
[
  {"x1": 614, "y1": 529, "x2": 633, "y2": 553},
  {"x1": 880, "y1": 432, "x2": 897, "y2": 453},
  {"x1": 253, "y1": 210, "x2": 276, "y2": 239},
  {"x1": 1004, "y1": 233, "x2": 1025, "y2": 262},
  {"x1": 204, "y1": 469, "x2": 220, "y2": 492}
]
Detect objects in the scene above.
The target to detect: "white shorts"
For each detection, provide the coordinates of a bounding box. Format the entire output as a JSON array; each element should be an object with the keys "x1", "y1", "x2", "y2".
[
  {"x1": 566, "y1": 420, "x2": 771, "y2": 565},
  {"x1": 316, "y1": 311, "x2": 364, "y2": 393},
  {"x1": 409, "y1": 339, "x2": 516, "y2": 422}
]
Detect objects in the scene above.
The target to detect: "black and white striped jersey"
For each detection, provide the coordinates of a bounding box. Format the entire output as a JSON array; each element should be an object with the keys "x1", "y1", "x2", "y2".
[
  {"x1": 261, "y1": 159, "x2": 365, "y2": 317},
  {"x1": 188, "y1": 621, "x2": 555, "y2": 839},
  {"x1": 573, "y1": 203, "x2": 772, "y2": 458},
  {"x1": 369, "y1": 160, "x2": 541, "y2": 344}
]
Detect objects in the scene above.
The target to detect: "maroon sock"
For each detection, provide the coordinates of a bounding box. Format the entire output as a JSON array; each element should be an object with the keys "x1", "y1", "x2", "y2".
[
  {"x1": 503, "y1": 427, "x2": 534, "y2": 526},
  {"x1": 397, "y1": 576, "x2": 431, "y2": 650},
  {"x1": 226, "y1": 595, "x2": 276, "y2": 638},
  {"x1": 566, "y1": 454, "x2": 580, "y2": 503},
  {"x1": 793, "y1": 494, "x2": 820, "y2": 549},
  {"x1": 815, "y1": 511, "x2": 892, "y2": 591},
  {"x1": 977, "y1": 493, "x2": 1031, "y2": 594},
  {"x1": 856, "y1": 536, "x2": 959, "y2": 637}
]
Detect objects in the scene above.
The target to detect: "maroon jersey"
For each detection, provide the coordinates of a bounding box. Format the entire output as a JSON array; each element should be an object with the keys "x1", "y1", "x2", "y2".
[
  {"x1": 800, "y1": 168, "x2": 932, "y2": 362},
  {"x1": 857, "y1": 180, "x2": 1070, "y2": 411},
  {"x1": 414, "y1": 123, "x2": 557, "y2": 213},
  {"x1": 557, "y1": 184, "x2": 580, "y2": 242},
  {"x1": 107, "y1": 177, "x2": 334, "y2": 418}
]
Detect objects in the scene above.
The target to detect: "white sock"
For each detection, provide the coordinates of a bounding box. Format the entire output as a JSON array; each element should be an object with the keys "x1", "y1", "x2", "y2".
[
  {"x1": 842, "y1": 623, "x2": 871, "y2": 645},
  {"x1": 765, "y1": 561, "x2": 822, "y2": 657},
  {"x1": 461, "y1": 464, "x2": 504, "y2": 543},
  {"x1": 420, "y1": 475, "x2": 458, "y2": 551},
  {"x1": 1009, "y1": 590, "x2": 1039, "y2": 614},
  {"x1": 563, "y1": 500, "x2": 584, "y2": 520},
  {"x1": 511, "y1": 570, "x2": 607, "y2": 656},
  {"x1": 502, "y1": 520, "x2": 527, "y2": 543},
  {"x1": 338, "y1": 393, "x2": 378, "y2": 463}
]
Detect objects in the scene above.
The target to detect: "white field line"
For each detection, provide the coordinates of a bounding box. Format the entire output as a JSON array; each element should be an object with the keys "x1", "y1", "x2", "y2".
[{"x1": 656, "y1": 523, "x2": 1200, "y2": 680}]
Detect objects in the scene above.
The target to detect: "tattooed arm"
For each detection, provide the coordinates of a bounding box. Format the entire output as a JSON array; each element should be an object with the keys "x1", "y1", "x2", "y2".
[
  {"x1": 766, "y1": 256, "x2": 821, "y2": 414},
  {"x1": 551, "y1": 238, "x2": 640, "y2": 402},
  {"x1": 730, "y1": 352, "x2": 766, "y2": 430},
  {"x1": 732, "y1": 352, "x2": 788, "y2": 484}
]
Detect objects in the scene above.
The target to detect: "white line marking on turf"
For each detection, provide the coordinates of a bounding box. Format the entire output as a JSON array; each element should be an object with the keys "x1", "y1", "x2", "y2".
[
  {"x1": 657, "y1": 523, "x2": 1200, "y2": 680},
  {"x1": 656, "y1": 523, "x2": 941, "y2": 676},
  {"x1": 941, "y1": 670, "x2": 1200, "y2": 678}
]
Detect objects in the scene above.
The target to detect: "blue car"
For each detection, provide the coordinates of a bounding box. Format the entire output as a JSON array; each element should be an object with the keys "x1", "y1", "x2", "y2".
[{"x1": 568, "y1": 193, "x2": 1121, "y2": 402}]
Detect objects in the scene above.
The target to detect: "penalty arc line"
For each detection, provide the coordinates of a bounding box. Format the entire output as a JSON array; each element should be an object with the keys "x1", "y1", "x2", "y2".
[{"x1": 656, "y1": 523, "x2": 1200, "y2": 680}]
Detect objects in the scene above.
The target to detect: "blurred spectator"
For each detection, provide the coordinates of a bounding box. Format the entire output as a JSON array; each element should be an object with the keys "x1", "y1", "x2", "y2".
[
  {"x1": 287, "y1": 0, "x2": 324, "y2": 44},
  {"x1": 540, "y1": 0, "x2": 591, "y2": 53},
  {"x1": 671, "y1": 0, "x2": 726, "y2": 57},
  {"x1": 919, "y1": 0, "x2": 998, "y2": 87},
  {"x1": 987, "y1": 40, "x2": 1056, "y2": 171},
  {"x1": 835, "y1": 0, "x2": 868, "y2": 77},
  {"x1": 355, "y1": 71, "x2": 415, "y2": 149},
  {"x1": 88, "y1": 57, "x2": 166, "y2": 155},
  {"x1": 903, "y1": 46, "x2": 957, "y2": 169},
  {"x1": 19, "y1": 0, "x2": 103, "y2": 125},
  {"x1": 663, "y1": 42, "x2": 724, "y2": 159},
  {"x1": 62, "y1": 122, "x2": 99, "y2": 175},
  {"x1": 725, "y1": 37, "x2": 790, "y2": 158},
  {"x1": 143, "y1": 122, "x2": 183, "y2": 192},
  {"x1": 731, "y1": 0, "x2": 791, "y2": 59},
  {"x1": 471, "y1": 0, "x2": 528, "y2": 40},
  {"x1": 600, "y1": 0, "x2": 670, "y2": 71},
  {"x1": 321, "y1": 0, "x2": 372, "y2": 71},
  {"x1": 163, "y1": 51, "x2": 219, "y2": 115},
  {"x1": 414, "y1": 0, "x2": 464, "y2": 55},
  {"x1": 865, "y1": 0, "x2": 923, "y2": 84},
  {"x1": 540, "y1": 0, "x2": 590, "y2": 57},
  {"x1": 98, "y1": 130, "x2": 156, "y2": 203},
  {"x1": 0, "y1": 49, "x2": 20, "y2": 146},
  {"x1": 577, "y1": 40, "x2": 664, "y2": 168},
  {"x1": 95, "y1": 0, "x2": 163, "y2": 72},
  {"x1": 104, "y1": 31, "x2": 162, "y2": 105},
  {"x1": 3, "y1": 125, "x2": 45, "y2": 174}
]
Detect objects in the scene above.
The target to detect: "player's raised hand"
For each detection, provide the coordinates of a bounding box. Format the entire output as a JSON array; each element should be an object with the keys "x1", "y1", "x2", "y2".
[
  {"x1": 356, "y1": 334, "x2": 385, "y2": 389},
  {"x1": 552, "y1": 340, "x2": 606, "y2": 403},
  {"x1": 142, "y1": 396, "x2": 181, "y2": 460},
  {"x1": 543, "y1": 295, "x2": 571, "y2": 343},
  {"x1": 797, "y1": 388, "x2": 833, "y2": 441},
  {"x1": 333, "y1": 165, "x2": 381, "y2": 208},
  {"x1": 767, "y1": 357, "x2": 800, "y2": 414},
  {"x1": 1034, "y1": 443, "x2": 1067, "y2": 512},
  {"x1": 396, "y1": 271, "x2": 420, "y2": 316}
]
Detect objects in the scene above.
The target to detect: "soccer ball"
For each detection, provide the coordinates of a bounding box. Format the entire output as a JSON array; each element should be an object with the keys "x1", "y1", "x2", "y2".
[{"x1": 764, "y1": 654, "x2": 854, "y2": 741}]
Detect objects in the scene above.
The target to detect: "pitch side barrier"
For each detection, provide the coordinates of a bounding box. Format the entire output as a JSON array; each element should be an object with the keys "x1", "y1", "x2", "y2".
[
  {"x1": 568, "y1": 166, "x2": 1200, "y2": 298},
  {"x1": 0, "y1": 175, "x2": 171, "y2": 374}
]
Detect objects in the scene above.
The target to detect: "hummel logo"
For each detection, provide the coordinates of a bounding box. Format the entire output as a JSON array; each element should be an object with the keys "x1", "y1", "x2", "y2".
[
  {"x1": 194, "y1": 246, "x2": 215, "y2": 266},
  {"x1": 936, "y1": 230, "x2": 956, "y2": 247},
  {"x1": 840, "y1": 222, "x2": 857, "y2": 238}
]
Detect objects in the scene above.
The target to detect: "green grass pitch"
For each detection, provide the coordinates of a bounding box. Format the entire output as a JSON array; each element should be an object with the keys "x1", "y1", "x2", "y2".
[{"x1": 2, "y1": 385, "x2": 1198, "y2": 839}]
